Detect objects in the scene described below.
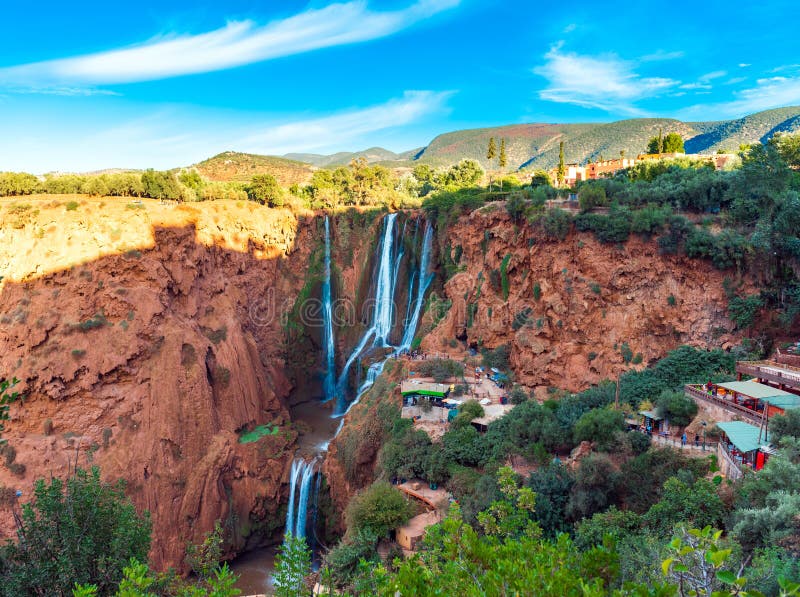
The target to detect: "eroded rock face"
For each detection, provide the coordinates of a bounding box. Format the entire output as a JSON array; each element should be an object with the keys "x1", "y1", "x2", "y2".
[
  {"x1": 0, "y1": 200, "x2": 312, "y2": 571},
  {"x1": 422, "y1": 207, "x2": 746, "y2": 393}
]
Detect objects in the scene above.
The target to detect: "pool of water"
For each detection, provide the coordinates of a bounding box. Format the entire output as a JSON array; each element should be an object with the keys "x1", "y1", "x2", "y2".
[{"x1": 231, "y1": 545, "x2": 277, "y2": 596}]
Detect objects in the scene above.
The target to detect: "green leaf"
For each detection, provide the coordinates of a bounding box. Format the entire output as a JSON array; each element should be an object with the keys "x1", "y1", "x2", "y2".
[
  {"x1": 661, "y1": 558, "x2": 674, "y2": 576},
  {"x1": 716, "y1": 570, "x2": 736, "y2": 584}
]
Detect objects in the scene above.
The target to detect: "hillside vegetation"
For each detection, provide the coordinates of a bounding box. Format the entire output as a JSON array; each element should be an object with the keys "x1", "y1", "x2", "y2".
[
  {"x1": 412, "y1": 107, "x2": 800, "y2": 170},
  {"x1": 192, "y1": 151, "x2": 315, "y2": 186}
]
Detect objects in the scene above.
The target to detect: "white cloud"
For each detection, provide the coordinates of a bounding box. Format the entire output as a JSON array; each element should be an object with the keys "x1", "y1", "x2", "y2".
[
  {"x1": 0, "y1": 91, "x2": 452, "y2": 172},
  {"x1": 534, "y1": 44, "x2": 678, "y2": 115},
  {"x1": 640, "y1": 50, "x2": 685, "y2": 62},
  {"x1": 236, "y1": 90, "x2": 453, "y2": 154},
  {"x1": 738, "y1": 63, "x2": 751, "y2": 68},
  {"x1": 0, "y1": 0, "x2": 459, "y2": 89},
  {"x1": 677, "y1": 76, "x2": 800, "y2": 119},
  {"x1": 724, "y1": 77, "x2": 747, "y2": 85},
  {"x1": 699, "y1": 70, "x2": 727, "y2": 82},
  {"x1": 680, "y1": 83, "x2": 712, "y2": 90}
]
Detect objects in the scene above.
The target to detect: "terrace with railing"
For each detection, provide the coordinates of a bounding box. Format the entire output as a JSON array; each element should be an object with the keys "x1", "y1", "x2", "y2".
[
  {"x1": 683, "y1": 384, "x2": 763, "y2": 424},
  {"x1": 737, "y1": 360, "x2": 800, "y2": 390}
]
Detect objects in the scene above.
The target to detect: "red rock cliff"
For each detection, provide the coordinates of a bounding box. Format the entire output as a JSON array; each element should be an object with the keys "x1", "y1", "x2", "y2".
[{"x1": 0, "y1": 198, "x2": 316, "y2": 570}]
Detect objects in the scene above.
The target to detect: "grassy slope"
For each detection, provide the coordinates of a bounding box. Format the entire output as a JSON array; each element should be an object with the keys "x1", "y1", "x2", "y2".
[
  {"x1": 415, "y1": 107, "x2": 800, "y2": 171},
  {"x1": 193, "y1": 151, "x2": 316, "y2": 186}
]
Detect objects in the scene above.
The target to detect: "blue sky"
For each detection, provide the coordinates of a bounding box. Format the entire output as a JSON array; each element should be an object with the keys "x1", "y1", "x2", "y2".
[{"x1": 1, "y1": 0, "x2": 798, "y2": 172}]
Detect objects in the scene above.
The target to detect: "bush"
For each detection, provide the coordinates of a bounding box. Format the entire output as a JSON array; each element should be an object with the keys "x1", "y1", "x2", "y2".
[
  {"x1": 443, "y1": 425, "x2": 489, "y2": 467},
  {"x1": 345, "y1": 481, "x2": 414, "y2": 537},
  {"x1": 578, "y1": 184, "x2": 607, "y2": 211},
  {"x1": 566, "y1": 453, "x2": 621, "y2": 521},
  {"x1": 540, "y1": 208, "x2": 572, "y2": 240},
  {"x1": 770, "y1": 409, "x2": 800, "y2": 444},
  {"x1": 415, "y1": 358, "x2": 463, "y2": 383},
  {"x1": 0, "y1": 467, "x2": 151, "y2": 595},
  {"x1": 65, "y1": 201, "x2": 79, "y2": 211},
  {"x1": 655, "y1": 389, "x2": 698, "y2": 427},
  {"x1": 481, "y1": 344, "x2": 510, "y2": 370},
  {"x1": 572, "y1": 408, "x2": 625, "y2": 451},
  {"x1": 510, "y1": 385, "x2": 528, "y2": 405}
]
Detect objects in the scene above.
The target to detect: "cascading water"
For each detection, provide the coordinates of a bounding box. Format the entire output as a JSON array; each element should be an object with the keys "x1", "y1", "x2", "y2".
[
  {"x1": 284, "y1": 458, "x2": 317, "y2": 539},
  {"x1": 321, "y1": 217, "x2": 336, "y2": 403},
  {"x1": 283, "y1": 213, "x2": 435, "y2": 553}
]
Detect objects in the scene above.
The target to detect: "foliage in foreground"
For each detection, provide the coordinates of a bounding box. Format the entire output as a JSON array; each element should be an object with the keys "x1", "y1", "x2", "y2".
[{"x1": 0, "y1": 467, "x2": 151, "y2": 597}]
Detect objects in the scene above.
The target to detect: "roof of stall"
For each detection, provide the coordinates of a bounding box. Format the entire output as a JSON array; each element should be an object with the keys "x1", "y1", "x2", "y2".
[
  {"x1": 717, "y1": 380, "x2": 794, "y2": 400},
  {"x1": 717, "y1": 421, "x2": 771, "y2": 453},
  {"x1": 401, "y1": 381, "x2": 450, "y2": 397}
]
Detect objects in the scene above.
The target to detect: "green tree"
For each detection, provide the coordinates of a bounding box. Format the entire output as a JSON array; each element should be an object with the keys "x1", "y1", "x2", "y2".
[
  {"x1": 572, "y1": 408, "x2": 625, "y2": 451},
  {"x1": 487, "y1": 137, "x2": 497, "y2": 163},
  {"x1": 186, "y1": 521, "x2": 225, "y2": 581},
  {"x1": 557, "y1": 141, "x2": 566, "y2": 186},
  {"x1": 531, "y1": 170, "x2": 552, "y2": 188},
  {"x1": 0, "y1": 467, "x2": 151, "y2": 596},
  {"x1": 273, "y1": 533, "x2": 311, "y2": 597},
  {"x1": 345, "y1": 482, "x2": 414, "y2": 537},
  {"x1": 647, "y1": 128, "x2": 665, "y2": 154},
  {"x1": 246, "y1": 174, "x2": 283, "y2": 207},
  {"x1": 663, "y1": 133, "x2": 685, "y2": 153},
  {"x1": 655, "y1": 389, "x2": 699, "y2": 427},
  {"x1": 770, "y1": 409, "x2": 800, "y2": 444},
  {"x1": 643, "y1": 478, "x2": 726, "y2": 535}
]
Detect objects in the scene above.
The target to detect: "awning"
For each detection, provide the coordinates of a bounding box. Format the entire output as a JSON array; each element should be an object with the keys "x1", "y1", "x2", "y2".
[
  {"x1": 718, "y1": 380, "x2": 795, "y2": 401},
  {"x1": 717, "y1": 421, "x2": 770, "y2": 453},
  {"x1": 639, "y1": 410, "x2": 663, "y2": 421}
]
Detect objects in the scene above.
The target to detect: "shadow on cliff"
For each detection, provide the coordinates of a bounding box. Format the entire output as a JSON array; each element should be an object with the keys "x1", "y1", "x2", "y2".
[{"x1": 0, "y1": 217, "x2": 328, "y2": 571}]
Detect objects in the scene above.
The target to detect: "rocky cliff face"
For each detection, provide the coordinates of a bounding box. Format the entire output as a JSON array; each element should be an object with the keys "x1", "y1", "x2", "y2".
[
  {"x1": 0, "y1": 198, "x2": 314, "y2": 570},
  {"x1": 0, "y1": 198, "x2": 751, "y2": 569},
  {"x1": 423, "y1": 206, "x2": 746, "y2": 395}
]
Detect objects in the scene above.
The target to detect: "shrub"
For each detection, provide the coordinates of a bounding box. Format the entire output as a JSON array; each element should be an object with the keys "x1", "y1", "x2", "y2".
[
  {"x1": 65, "y1": 201, "x2": 79, "y2": 211},
  {"x1": 481, "y1": 344, "x2": 510, "y2": 370},
  {"x1": 532, "y1": 282, "x2": 542, "y2": 301},
  {"x1": 415, "y1": 358, "x2": 463, "y2": 383},
  {"x1": 443, "y1": 425, "x2": 488, "y2": 467},
  {"x1": 510, "y1": 385, "x2": 528, "y2": 405},
  {"x1": 499, "y1": 254, "x2": 512, "y2": 301},
  {"x1": 0, "y1": 467, "x2": 151, "y2": 595},
  {"x1": 345, "y1": 481, "x2": 414, "y2": 537},
  {"x1": 572, "y1": 408, "x2": 625, "y2": 451},
  {"x1": 43, "y1": 419, "x2": 53, "y2": 436},
  {"x1": 620, "y1": 342, "x2": 633, "y2": 364},
  {"x1": 654, "y1": 389, "x2": 698, "y2": 427},
  {"x1": 667, "y1": 294, "x2": 676, "y2": 306},
  {"x1": 541, "y1": 208, "x2": 572, "y2": 240}
]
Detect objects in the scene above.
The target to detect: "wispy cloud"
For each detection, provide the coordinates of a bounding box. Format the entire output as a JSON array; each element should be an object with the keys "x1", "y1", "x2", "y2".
[
  {"x1": 640, "y1": 50, "x2": 685, "y2": 62},
  {"x1": 0, "y1": 0, "x2": 459, "y2": 90},
  {"x1": 534, "y1": 43, "x2": 678, "y2": 115},
  {"x1": 699, "y1": 70, "x2": 727, "y2": 82},
  {"x1": 677, "y1": 76, "x2": 800, "y2": 119},
  {"x1": 0, "y1": 91, "x2": 452, "y2": 172},
  {"x1": 237, "y1": 90, "x2": 453, "y2": 154}
]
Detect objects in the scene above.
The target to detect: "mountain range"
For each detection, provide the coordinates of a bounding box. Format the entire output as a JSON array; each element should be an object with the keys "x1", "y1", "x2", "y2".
[{"x1": 191, "y1": 106, "x2": 800, "y2": 182}]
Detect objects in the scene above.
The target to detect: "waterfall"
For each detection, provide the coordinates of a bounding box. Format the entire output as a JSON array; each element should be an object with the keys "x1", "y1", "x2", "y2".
[
  {"x1": 334, "y1": 215, "x2": 435, "y2": 419},
  {"x1": 283, "y1": 212, "x2": 436, "y2": 553},
  {"x1": 372, "y1": 212, "x2": 399, "y2": 346},
  {"x1": 321, "y1": 217, "x2": 336, "y2": 402},
  {"x1": 334, "y1": 213, "x2": 398, "y2": 411},
  {"x1": 400, "y1": 221, "x2": 434, "y2": 351},
  {"x1": 284, "y1": 458, "x2": 317, "y2": 539}
]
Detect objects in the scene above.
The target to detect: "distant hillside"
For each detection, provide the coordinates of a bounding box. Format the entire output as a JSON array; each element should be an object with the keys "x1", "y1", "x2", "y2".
[
  {"x1": 192, "y1": 107, "x2": 800, "y2": 183},
  {"x1": 193, "y1": 151, "x2": 315, "y2": 186},
  {"x1": 283, "y1": 146, "x2": 419, "y2": 168},
  {"x1": 413, "y1": 107, "x2": 800, "y2": 171}
]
